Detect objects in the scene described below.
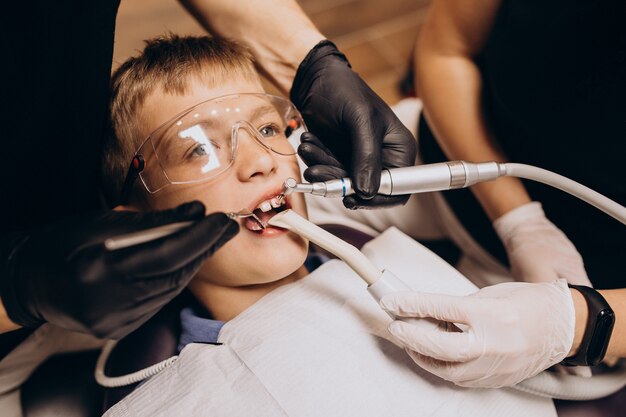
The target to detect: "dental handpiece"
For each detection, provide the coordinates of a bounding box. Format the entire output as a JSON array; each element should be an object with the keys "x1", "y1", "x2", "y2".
[{"x1": 283, "y1": 161, "x2": 507, "y2": 198}]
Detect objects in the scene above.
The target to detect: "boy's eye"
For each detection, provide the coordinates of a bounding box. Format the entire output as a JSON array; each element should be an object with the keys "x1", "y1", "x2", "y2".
[
  {"x1": 259, "y1": 124, "x2": 279, "y2": 138},
  {"x1": 188, "y1": 141, "x2": 220, "y2": 158},
  {"x1": 191, "y1": 144, "x2": 208, "y2": 157}
]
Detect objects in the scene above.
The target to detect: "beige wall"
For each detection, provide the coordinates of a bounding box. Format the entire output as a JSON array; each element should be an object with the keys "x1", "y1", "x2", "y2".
[{"x1": 113, "y1": 0, "x2": 431, "y2": 104}]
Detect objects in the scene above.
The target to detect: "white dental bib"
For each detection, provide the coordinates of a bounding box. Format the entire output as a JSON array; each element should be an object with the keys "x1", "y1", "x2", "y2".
[{"x1": 105, "y1": 228, "x2": 556, "y2": 417}]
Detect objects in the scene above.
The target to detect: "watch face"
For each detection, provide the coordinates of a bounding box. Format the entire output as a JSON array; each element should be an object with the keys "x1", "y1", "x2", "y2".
[{"x1": 588, "y1": 309, "x2": 615, "y2": 366}]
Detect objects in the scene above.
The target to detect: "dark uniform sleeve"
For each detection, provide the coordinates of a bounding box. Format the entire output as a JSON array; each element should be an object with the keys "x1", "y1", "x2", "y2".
[
  {"x1": 418, "y1": 0, "x2": 626, "y2": 289},
  {"x1": 0, "y1": 0, "x2": 120, "y2": 358}
]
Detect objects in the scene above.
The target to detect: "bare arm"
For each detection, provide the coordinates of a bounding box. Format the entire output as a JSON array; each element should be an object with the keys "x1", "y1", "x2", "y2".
[
  {"x1": 0, "y1": 298, "x2": 20, "y2": 334},
  {"x1": 179, "y1": 0, "x2": 325, "y2": 94},
  {"x1": 415, "y1": 0, "x2": 531, "y2": 220}
]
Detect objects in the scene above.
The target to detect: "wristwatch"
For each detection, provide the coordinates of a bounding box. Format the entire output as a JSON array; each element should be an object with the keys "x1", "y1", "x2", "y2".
[{"x1": 561, "y1": 284, "x2": 615, "y2": 367}]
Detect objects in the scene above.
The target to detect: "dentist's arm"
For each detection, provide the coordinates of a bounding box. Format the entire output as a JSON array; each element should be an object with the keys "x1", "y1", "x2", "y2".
[
  {"x1": 178, "y1": 0, "x2": 323, "y2": 94},
  {"x1": 415, "y1": 0, "x2": 589, "y2": 285},
  {"x1": 180, "y1": 0, "x2": 417, "y2": 208},
  {"x1": 380, "y1": 282, "x2": 626, "y2": 388}
]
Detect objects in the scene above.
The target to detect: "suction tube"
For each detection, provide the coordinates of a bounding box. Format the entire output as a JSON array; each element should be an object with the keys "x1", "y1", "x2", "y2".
[
  {"x1": 267, "y1": 209, "x2": 381, "y2": 286},
  {"x1": 267, "y1": 209, "x2": 422, "y2": 305}
]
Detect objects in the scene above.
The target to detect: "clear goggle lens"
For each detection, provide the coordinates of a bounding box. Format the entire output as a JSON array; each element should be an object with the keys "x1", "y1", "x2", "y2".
[{"x1": 135, "y1": 93, "x2": 306, "y2": 193}]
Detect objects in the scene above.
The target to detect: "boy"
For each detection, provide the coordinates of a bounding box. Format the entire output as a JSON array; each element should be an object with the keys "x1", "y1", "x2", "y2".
[
  {"x1": 103, "y1": 35, "x2": 311, "y2": 324},
  {"x1": 100, "y1": 34, "x2": 555, "y2": 416}
]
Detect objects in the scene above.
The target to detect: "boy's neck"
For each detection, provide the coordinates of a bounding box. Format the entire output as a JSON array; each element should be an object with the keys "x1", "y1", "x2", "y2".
[{"x1": 189, "y1": 265, "x2": 310, "y2": 321}]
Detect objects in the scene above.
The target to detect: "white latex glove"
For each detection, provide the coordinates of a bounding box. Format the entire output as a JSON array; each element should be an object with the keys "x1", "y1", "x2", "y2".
[
  {"x1": 493, "y1": 202, "x2": 591, "y2": 286},
  {"x1": 494, "y1": 202, "x2": 594, "y2": 377},
  {"x1": 380, "y1": 279, "x2": 576, "y2": 388}
]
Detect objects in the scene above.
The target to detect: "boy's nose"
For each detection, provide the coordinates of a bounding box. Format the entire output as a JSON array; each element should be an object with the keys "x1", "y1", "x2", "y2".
[{"x1": 234, "y1": 126, "x2": 278, "y2": 180}]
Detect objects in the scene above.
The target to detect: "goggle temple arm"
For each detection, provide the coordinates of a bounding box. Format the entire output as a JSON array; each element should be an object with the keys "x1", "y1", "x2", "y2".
[{"x1": 119, "y1": 154, "x2": 145, "y2": 205}]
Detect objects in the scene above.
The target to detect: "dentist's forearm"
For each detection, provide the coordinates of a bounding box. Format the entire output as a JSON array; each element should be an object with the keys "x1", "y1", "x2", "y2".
[
  {"x1": 415, "y1": 0, "x2": 530, "y2": 220},
  {"x1": 0, "y1": 298, "x2": 21, "y2": 334},
  {"x1": 179, "y1": 0, "x2": 325, "y2": 94}
]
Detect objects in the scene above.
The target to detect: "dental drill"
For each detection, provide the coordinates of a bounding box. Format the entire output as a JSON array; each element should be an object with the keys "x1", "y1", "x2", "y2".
[
  {"x1": 281, "y1": 161, "x2": 626, "y2": 226},
  {"x1": 282, "y1": 161, "x2": 505, "y2": 197}
]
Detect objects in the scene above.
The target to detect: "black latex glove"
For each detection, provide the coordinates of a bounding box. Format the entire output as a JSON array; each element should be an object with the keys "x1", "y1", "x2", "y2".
[
  {"x1": 0, "y1": 201, "x2": 238, "y2": 339},
  {"x1": 291, "y1": 40, "x2": 417, "y2": 209}
]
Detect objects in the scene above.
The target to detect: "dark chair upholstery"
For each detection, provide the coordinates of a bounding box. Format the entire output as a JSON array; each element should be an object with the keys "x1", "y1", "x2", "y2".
[
  {"x1": 22, "y1": 351, "x2": 103, "y2": 417},
  {"x1": 555, "y1": 390, "x2": 626, "y2": 417},
  {"x1": 101, "y1": 293, "x2": 191, "y2": 412}
]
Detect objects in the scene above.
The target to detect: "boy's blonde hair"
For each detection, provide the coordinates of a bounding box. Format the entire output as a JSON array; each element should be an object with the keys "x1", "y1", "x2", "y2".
[{"x1": 102, "y1": 34, "x2": 258, "y2": 205}]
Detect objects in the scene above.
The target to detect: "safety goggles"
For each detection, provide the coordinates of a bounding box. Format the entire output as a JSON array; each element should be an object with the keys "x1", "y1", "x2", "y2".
[{"x1": 119, "y1": 93, "x2": 306, "y2": 204}]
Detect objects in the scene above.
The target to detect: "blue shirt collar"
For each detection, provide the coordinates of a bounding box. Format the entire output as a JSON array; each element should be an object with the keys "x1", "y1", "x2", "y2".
[{"x1": 177, "y1": 252, "x2": 330, "y2": 353}]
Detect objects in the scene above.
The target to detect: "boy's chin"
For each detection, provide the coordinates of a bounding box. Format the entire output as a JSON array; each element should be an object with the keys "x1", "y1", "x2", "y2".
[
  {"x1": 199, "y1": 239, "x2": 309, "y2": 286},
  {"x1": 255, "y1": 253, "x2": 309, "y2": 283}
]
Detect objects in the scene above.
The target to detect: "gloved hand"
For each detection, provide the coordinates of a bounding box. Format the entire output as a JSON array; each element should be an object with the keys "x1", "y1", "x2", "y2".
[
  {"x1": 493, "y1": 202, "x2": 591, "y2": 286},
  {"x1": 380, "y1": 279, "x2": 576, "y2": 388},
  {"x1": 291, "y1": 40, "x2": 417, "y2": 209},
  {"x1": 0, "y1": 201, "x2": 238, "y2": 339}
]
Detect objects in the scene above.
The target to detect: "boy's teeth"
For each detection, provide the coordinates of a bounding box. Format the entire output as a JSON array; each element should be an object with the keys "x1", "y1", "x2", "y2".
[
  {"x1": 255, "y1": 196, "x2": 286, "y2": 212},
  {"x1": 246, "y1": 218, "x2": 264, "y2": 231},
  {"x1": 259, "y1": 201, "x2": 272, "y2": 212}
]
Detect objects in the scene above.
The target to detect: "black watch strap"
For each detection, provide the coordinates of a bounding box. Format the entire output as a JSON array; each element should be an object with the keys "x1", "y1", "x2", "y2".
[{"x1": 561, "y1": 284, "x2": 615, "y2": 367}]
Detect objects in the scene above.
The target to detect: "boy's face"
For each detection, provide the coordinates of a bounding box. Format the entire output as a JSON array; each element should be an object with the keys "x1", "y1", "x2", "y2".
[{"x1": 136, "y1": 78, "x2": 309, "y2": 287}]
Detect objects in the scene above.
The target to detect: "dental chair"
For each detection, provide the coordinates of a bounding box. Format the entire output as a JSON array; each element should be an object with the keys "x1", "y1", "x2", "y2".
[
  {"x1": 20, "y1": 224, "x2": 626, "y2": 416},
  {"x1": 22, "y1": 351, "x2": 103, "y2": 417}
]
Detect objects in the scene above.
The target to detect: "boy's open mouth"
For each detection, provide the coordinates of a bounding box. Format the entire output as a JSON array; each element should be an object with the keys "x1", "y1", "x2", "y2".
[{"x1": 244, "y1": 195, "x2": 289, "y2": 232}]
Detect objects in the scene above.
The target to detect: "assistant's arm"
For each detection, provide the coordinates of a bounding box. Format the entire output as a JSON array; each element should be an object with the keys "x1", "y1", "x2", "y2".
[
  {"x1": 380, "y1": 281, "x2": 626, "y2": 388},
  {"x1": 0, "y1": 298, "x2": 20, "y2": 334},
  {"x1": 415, "y1": 0, "x2": 590, "y2": 286},
  {"x1": 415, "y1": 0, "x2": 531, "y2": 219},
  {"x1": 179, "y1": 0, "x2": 324, "y2": 94}
]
